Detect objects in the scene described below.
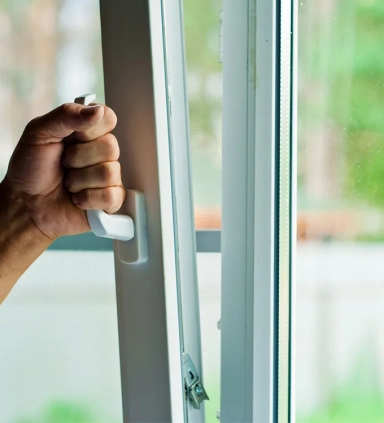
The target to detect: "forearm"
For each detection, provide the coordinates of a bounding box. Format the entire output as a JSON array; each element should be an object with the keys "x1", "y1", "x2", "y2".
[{"x1": 0, "y1": 180, "x2": 51, "y2": 303}]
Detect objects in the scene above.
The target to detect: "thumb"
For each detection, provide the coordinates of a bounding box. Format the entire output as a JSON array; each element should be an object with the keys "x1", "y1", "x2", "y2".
[{"x1": 21, "y1": 103, "x2": 104, "y2": 145}]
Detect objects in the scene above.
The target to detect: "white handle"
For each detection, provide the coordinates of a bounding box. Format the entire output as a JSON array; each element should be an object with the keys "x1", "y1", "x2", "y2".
[
  {"x1": 73, "y1": 94, "x2": 135, "y2": 243},
  {"x1": 87, "y1": 209, "x2": 134, "y2": 241}
]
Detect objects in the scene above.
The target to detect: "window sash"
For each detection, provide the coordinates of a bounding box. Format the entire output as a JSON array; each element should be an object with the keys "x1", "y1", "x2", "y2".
[
  {"x1": 220, "y1": 0, "x2": 294, "y2": 422},
  {"x1": 99, "y1": 0, "x2": 204, "y2": 421}
]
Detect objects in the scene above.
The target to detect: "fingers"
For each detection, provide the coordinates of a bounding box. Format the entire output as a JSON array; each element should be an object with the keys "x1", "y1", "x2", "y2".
[
  {"x1": 22, "y1": 103, "x2": 105, "y2": 144},
  {"x1": 21, "y1": 102, "x2": 117, "y2": 146},
  {"x1": 75, "y1": 104, "x2": 117, "y2": 142},
  {"x1": 63, "y1": 134, "x2": 120, "y2": 168},
  {"x1": 66, "y1": 162, "x2": 122, "y2": 193},
  {"x1": 61, "y1": 105, "x2": 124, "y2": 214},
  {"x1": 72, "y1": 186, "x2": 126, "y2": 214}
]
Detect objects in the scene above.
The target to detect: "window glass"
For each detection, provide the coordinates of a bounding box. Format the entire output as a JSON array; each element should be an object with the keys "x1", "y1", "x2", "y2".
[
  {"x1": 196, "y1": 254, "x2": 221, "y2": 422},
  {"x1": 184, "y1": 0, "x2": 222, "y2": 230},
  {"x1": 297, "y1": 1, "x2": 384, "y2": 421},
  {"x1": 184, "y1": 0, "x2": 222, "y2": 421},
  {"x1": 0, "y1": 1, "x2": 122, "y2": 422}
]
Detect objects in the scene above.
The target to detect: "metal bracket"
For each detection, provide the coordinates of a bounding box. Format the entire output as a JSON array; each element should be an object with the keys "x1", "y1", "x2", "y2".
[{"x1": 183, "y1": 353, "x2": 209, "y2": 409}]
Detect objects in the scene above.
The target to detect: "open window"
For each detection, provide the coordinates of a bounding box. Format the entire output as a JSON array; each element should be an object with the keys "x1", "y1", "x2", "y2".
[
  {"x1": 101, "y1": 0, "x2": 294, "y2": 422},
  {"x1": 0, "y1": 0, "x2": 294, "y2": 422}
]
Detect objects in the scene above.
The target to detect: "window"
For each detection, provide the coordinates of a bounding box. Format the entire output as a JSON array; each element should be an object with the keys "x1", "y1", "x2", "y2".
[
  {"x1": 220, "y1": 0, "x2": 293, "y2": 421},
  {"x1": 1, "y1": 0, "x2": 295, "y2": 422},
  {"x1": 184, "y1": 0, "x2": 222, "y2": 231},
  {"x1": 297, "y1": 1, "x2": 384, "y2": 422},
  {"x1": 6, "y1": 0, "x2": 384, "y2": 420},
  {"x1": 184, "y1": 0, "x2": 222, "y2": 420}
]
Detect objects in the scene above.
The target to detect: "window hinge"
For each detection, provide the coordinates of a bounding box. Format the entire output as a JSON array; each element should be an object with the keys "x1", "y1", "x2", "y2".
[{"x1": 183, "y1": 353, "x2": 209, "y2": 409}]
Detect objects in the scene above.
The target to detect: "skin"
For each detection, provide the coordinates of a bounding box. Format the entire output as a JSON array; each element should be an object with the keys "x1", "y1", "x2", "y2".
[{"x1": 0, "y1": 102, "x2": 125, "y2": 303}]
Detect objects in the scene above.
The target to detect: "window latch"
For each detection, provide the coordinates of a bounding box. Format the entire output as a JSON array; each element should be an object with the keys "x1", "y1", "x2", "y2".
[
  {"x1": 73, "y1": 94, "x2": 148, "y2": 264},
  {"x1": 183, "y1": 353, "x2": 209, "y2": 409}
]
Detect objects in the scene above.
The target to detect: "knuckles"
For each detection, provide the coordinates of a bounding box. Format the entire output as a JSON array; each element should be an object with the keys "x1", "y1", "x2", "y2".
[
  {"x1": 24, "y1": 116, "x2": 42, "y2": 136},
  {"x1": 100, "y1": 187, "x2": 125, "y2": 213},
  {"x1": 63, "y1": 144, "x2": 80, "y2": 168},
  {"x1": 103, "y1": 106, "x2": 118, "y2": 131},
  {"x1": 61, "y1": 103, "x2": 74, "y2": 115},
  {"x1": 102, "y1": 134, "x2": 120, "y2": 161},
  {"x1": 65, "y1": 161, "x2": 121, "y2": 193},
  {"x1": 100, "y1": 161, "x2": 121, "y2": 182},
  {"x1": 64, "y1": 133, "x2": 120, "y2": 168},
  {"x1": 78, "y1": 187, "x2": 122, "y2": 210},
  {"x1": 101, "y1": 187, "x2": 117, "y2": 207},
  {"x1": 65, "y1": 171, "x2": 78, "y2": 192}
]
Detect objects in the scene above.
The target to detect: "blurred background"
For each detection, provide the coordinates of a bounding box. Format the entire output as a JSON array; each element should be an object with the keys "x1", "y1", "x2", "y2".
[
  {"x1": 296, "y1": 0, "x2": 384, "y2": 421},
  {"x1": 2, "y1": 0, "x2": 384, "y2": 422}
]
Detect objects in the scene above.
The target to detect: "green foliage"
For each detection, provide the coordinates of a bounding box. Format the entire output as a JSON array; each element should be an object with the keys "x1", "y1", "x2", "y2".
[
  {"x1": 183, "y1": 0, "x2": 223, "y2": 206},
  {"x1": 0, "y1": 0, "x2": 32, "y2": 13},
  {"x1": 298, "y1": 398, "x2": 384, "y2": 423},
  {"x1": 344, "y1": 1, "x2": 384, "y2": 209},
  {"x1": 14, "y1": 402, "x2": 96, "y2": 423},
  {"x1": 184, "y1": 0, "x2": 222, "y2": 144},
  {"x1": 300, "y1": 0, "x2": 384, "y2": 210},
  {"x1": 298, "y1": 348, "x2": 384, "y2": 423},
  {"x1": 184, "y1": 0, "x2": 221, "y2": 73}
]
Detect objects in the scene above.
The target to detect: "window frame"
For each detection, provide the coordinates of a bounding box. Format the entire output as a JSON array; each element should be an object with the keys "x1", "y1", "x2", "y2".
[
  {"x1": 80, "y1": 0, "x2": 294, "y2": 421},
  {"x1": 220, "y1": 0, "x2": 294, "y2": 422},
  {"x1": 2, "y1": 0, "x2": 296, "y2": 420},
  {"x1": 99, "y1": 0, "x2": 205, "y2": 421}
]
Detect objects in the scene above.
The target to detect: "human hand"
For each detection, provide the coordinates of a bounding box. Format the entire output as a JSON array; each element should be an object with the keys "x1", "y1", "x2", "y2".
[{"x1": 1, "y1": 102, "x2": 125, "y2": 241}]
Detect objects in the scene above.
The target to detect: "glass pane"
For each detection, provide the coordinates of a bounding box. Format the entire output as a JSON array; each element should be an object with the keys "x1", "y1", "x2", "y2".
[
  {"x1": 183, "y1": 1, "x2": 222, "y2": 421},
  {"x1": 297, "y1": 1, "x2": 384, "y2": 421},
  {"x1": 184, "y1": 0, "x2": 222, "y2": 230},
  {"x1": 196, "y1": 254, "x2": 221, "y2": 423},
  {"x1": 0, "y1": 1, "x2": 122, "y2": 421}
]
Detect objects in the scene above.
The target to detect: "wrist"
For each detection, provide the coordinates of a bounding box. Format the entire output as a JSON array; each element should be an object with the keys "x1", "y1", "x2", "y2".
[
  {"x1": 0, "y1": 178, "x2": 53, "y2": 302},
  {"x1": 0, "y1": 178, "x2": 52, "y2": 246}
]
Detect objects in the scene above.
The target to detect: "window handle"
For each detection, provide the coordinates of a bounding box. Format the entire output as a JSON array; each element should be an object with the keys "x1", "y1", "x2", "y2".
[{"x1": 73, "y1": 94, "x2": 148, "y2": 263}]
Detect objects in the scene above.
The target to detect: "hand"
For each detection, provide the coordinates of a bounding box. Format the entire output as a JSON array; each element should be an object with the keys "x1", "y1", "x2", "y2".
[{"x1": 1, "y1": 102, "x2": 125, "y2": 241}]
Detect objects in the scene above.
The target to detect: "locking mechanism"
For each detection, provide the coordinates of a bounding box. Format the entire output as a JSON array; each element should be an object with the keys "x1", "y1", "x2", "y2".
[{"x1": 183, "y1": 353, "x2": 209, "y2": 409}]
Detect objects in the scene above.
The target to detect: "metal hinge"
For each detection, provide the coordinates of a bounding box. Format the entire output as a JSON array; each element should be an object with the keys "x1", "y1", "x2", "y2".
[{"x1": 183, "y1": 353, "x2": 209, "y2": 409}]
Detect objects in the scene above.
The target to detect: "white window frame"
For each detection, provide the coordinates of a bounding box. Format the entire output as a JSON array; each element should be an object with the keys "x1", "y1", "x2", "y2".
[
  {"x1": 220, "y1": 0, "x2": 294, "y2": 422},
  {"x1": 99, "y1": 0, "x2": 205, "y2": 422},
  {"x1": 99, "y1": 0, "x2": 295, "y2": 421}
]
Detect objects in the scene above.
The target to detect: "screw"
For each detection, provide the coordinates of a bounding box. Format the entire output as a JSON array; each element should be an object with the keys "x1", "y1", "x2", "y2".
[{"x1": 195, "y1": 385, "x2": 204, "y2": 396}]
